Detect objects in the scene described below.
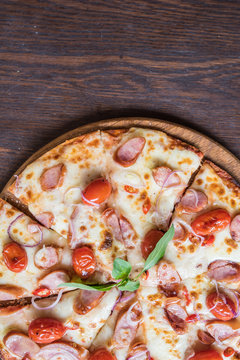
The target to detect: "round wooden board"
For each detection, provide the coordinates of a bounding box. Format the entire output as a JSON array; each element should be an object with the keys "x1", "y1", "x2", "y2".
[{"x1": 2, "y1": 117, "x2": 240, "y2": 197}]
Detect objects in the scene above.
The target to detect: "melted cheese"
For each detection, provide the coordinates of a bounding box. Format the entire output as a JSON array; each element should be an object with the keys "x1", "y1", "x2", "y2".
[
  {"x1": 0, "y1": 199, "x2": 71, "y2": 297},
  {"x1": 0, "y1": 288, "x2": 119, "y2": 357},
  {"x1": 165, "y1": 162, "x2": 240, "y2": 280}
]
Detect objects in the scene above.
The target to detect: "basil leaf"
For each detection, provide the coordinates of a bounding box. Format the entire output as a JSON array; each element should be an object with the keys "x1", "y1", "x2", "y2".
[
  {"x1": 59, "y1": 282, "x2": 117, "y2": 292},
  {"x1": 112, "y1": 258, "x2": 132, "y2": 280},
  {"x1": 118, "y1": 279, "x2": 140, "y2": 291},
  {"x1": 141, "y1": 224, "x2": 175, "y2": 274}
]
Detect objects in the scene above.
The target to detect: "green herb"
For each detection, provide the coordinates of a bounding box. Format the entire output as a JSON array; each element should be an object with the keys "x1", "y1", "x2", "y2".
[
  {"x1": 118, "y1": 279, "x2": 140, "y2": 291},
  {"x1": 135, "y1": 224, "x2": 175, "y2": 279},
  {"x1": 60, "y1": 225, "x2": 174, "y2": 292},
  {"x1": 58, "y1": 282, "x2": 117, "y2": 292},
  {"x1": 112, "y1": 258, "x2": 132, "y2": 280}
]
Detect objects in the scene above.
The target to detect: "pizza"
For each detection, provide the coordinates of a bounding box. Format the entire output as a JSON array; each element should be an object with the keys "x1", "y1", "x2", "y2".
[{"x1": 0, "y1": 125, "x2": 239, "y2": 360}]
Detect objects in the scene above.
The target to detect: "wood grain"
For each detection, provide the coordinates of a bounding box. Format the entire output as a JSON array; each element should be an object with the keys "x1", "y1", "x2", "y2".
[{"x1": 0, "y1": 0, "x2": 239, "y2": 190}]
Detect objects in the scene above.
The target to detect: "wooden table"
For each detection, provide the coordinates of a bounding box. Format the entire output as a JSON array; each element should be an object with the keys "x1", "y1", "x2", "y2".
[{"x1": 0, "y1": 0, "x2": 239, "y2": 190}]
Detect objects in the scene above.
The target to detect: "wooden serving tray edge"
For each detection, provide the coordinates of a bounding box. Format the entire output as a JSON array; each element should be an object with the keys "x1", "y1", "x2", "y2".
[{"x1": 2, "y1": 117, "x2": 240, "y2": 196}]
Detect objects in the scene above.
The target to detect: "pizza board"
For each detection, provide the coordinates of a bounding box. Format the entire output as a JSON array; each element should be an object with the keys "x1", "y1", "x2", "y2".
[{"x1": 2, "y1": 118, "x2": 240, "y2": 201}]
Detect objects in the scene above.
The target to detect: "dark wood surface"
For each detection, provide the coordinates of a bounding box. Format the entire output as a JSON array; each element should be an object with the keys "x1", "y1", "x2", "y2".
[{"x1": 0, "y1": 0, "x2": 239, "y2": 191}]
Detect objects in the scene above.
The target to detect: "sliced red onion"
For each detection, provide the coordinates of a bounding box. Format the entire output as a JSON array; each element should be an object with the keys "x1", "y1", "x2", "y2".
[
  {"x1": 31, "y1": 289, "x2": 64, "y2": 310},
  {"x1": 81, "y1": 192, "x2": 100, "y2": 207},
  {"x1": 7, "y1": 214, "x2": 43, "y2": 247},
  {"x1": 121, "y1": 291, "x2": 136, "y2": 304},
  {"x1": 63, "y1": 187, "x2": 82, "y2": 205},
  {"x1": 126, "y1": 302, "x2": 141, "y2": 327},
  {"x1": 35, "y1": 343, "x2": 86, "y2": 360},
  {"x1": 187, "y1": 189, "x2": 199, "y2": 209},
  {"x1": 111, "y1": 291, "x2": 123, "y2": 314},
  {"x1": 160, "y1": 170, "x2": 184, "y2": 192},
  {"x1": 222, "y1": 287, "x2": 240, "y2": 318},
  {"x1": 172, "y1": 218, "x2": 205, "y2": 243}
]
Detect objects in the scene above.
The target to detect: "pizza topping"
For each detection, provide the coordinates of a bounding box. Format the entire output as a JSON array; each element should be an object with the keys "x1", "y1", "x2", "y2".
[
  {"x1": 201, "y1": 234, "x2": 215, "y2": 247},
  {"x1": 3, "y1": 331, "x2": 40, "y2": 357},
  {"x1": 164, "y1": 297, "x2": 187, "y2": 334},
  {"x1": 152, "y1": 167, "x2": 182, "y2": 190},
  {"x1": 158, "y1": 261, "x2": 181, "y2": 296},
  {"x1": 124, "y1": 185, "x2": 139, "y2": 194},
  {"x1": 197, "y1": 329, "x2": 215, "y2": 344},
  {"x1": 82, "y1": 178, "x2": 112, "y2": 206},
  {"x1": 111, "y1": 170, "x2": 144, "y2": 189},
  {"x1": 119, "y1": 215, "x2": 136, "y2": 249},
  {"x1": 191, "y1": 209, "x2": 231, "y2": 236},
  {"x1": 35, "y1": 212, "x2": 54, "y2": 228},
  {"x1": 73, "y1": 290, "x2": 104, "y2": 315},
  {"x1": 230, "y1": 214, "x2": 240, "y2": 242},
  {"x1": 34, "y1": 246, "x2": 60, "y2": 269},
  {"x1": 39, "y1": 270, "x2": 70, "y2": 289},
  {"x1": 127, "y1": 342, "x2": 150, "y2": 360},
  {"x1": 223, "y1": 347, "x2": 235, "y2": 357},
  {"x1": 189, "y1": 349, "x2": 222, "y2": 360},
  {"x1": 32, "y1": 289, "x2": 64, "y2": 310},
  {"x1": 206, "y1": 321, "x2": 235, "y2": 342},
  {"x1": 7, "y1": 214, "x2": 43, "y2": 247},
  {"x1": 141, "y1": 229, "x2": 164, "y2": 259},
  {"x1": 172, "y1": 222, "x2": 188, "y2": 242},
  {"x1": 32, "y1": 287, "x2": 52, "y2": 297},
  {"x1": 28, "y1": 318, "x2": 66, "y2": 344},
  {"x1": 35, "y1": 342, "x2": 89, "y2": 360},
  {"x1": 142, "y1": 197, "x2": 151, "y2": 214},
  {"x1": 3, "y1": 242, "x2": 27, "y2": 272},
  {"x1": 102, "y1": 208, "x2": 122, "y2": 241},
  {"x1": 0, "y1": 285, "x2": 26, "y2": 300},
  {"x1": 207, "y1": 260, "x2": 240, "y2": 282},
  {"x1": 180, "y1": 189, "x2": 208, "y2": 213},
  {"x1": 72, "y1": 246, "x2": 96, "y2": 279},
  {"x1": 115, "y1": 137, "x2": 145, "y2": 167},
  {"x1": 89, "y1": 348, "x2": 115, "y2": 360},
  {"x1": 206, "y1": 291, "x2": 236, "y2": 321},
  {"x1": 112, "y1": 301, "x2": 142, "y2": 348},
  {"x1": 40, "y1": 163, "x2": 65, "y2": 191}
]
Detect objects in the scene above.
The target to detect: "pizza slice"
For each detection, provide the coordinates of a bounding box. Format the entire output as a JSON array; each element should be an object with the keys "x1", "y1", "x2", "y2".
[
  {"x1": 138, "y1": 285, "x2": 200, "y2": 360},
  {"x1": 0, "y1": 198, "x2": 74, "y2": 300},
  {"x1": 91, "y1": 291, "x2": 147, "y2": 360},
  {"x1": 7, "y1": 131, "x2": 126, "y2": 279},
  {"x1": 101, "y1": 127, "x2": 203, "y2": 273},
  {"x1": 0, "y1": 287, "x2": 119, "y2": 360},
  {"x1": 165, "y1": 160, "x2": 240, "y2": 280}
]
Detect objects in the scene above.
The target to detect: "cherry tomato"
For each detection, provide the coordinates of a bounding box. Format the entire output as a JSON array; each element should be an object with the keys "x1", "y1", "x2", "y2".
[
  {"x1": 191, "y1": 209, "x2": 231, "y2": 236},
  {"x1": 82, "y1": 178, "x2": 111, "y2": 206},
  {"x1": 142, "y1": 197, "x2": 151, "y2": 215},
  {"x1": 223, "y1": 347, "x2": 235, "y2": 357},
  {"x1": 201, "y1": 234, "x2": 215, "y2": 247},
  {"x1": 72, "y1": 246, "x2": 96, "y2": 279},
  {"x1": 89, "y1": 348, "x2": 116, "y2": 360},
  {"x1": 190, "y1": 349, "x2": 222, "y2": 360},
  {"x1": 141, "y1": 229, "x2": 164, "y2": 259},
  {"x1": 32, "y1": 287, "x2": 51, "y2": 298},
  {"x1": 185, "y1": 314, "x2": 199, "y2": 323},
  {"x1": 206, "y1": 291, "x2": 235, "y2": 321},
  {"x1": 3, "y1": 242, "x2": 27, "y2": 273},
  {"x1": 28, "y1": 318, "x2": 65, "y2": 344},
  {"x1": 124, "y1": 185, "x2": 139, "y2": 194}
]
